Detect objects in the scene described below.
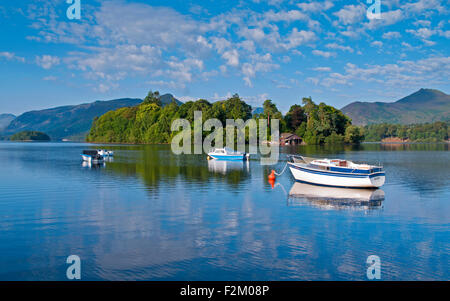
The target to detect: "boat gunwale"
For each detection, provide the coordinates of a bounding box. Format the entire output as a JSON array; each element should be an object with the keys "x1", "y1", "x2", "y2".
[{"x1": 287, "y1": 162, "x2": 385, "y2": 178}]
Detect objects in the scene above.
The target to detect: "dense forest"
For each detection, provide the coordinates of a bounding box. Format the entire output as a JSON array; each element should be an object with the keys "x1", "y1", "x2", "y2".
[
  {"x1": 363, "y1": 122, "x2": 449, "y2": 142},
  {"x1": 10, "y1": 131, "x2": 50, "y2": 141},
  {"x1": 87, "y1": 90, "x2": 449, "y2": 145},
  {"x1": 87, "y1": 91, "x2": 364, "y2": 145}
]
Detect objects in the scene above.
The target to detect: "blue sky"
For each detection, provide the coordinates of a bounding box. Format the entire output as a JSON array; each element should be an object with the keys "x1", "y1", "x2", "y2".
[{"x1": 0, "y1": 0, "x2": 449, "y2": 115}]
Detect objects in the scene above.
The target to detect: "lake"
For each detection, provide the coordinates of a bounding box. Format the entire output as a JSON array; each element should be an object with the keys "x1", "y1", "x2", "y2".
[{"x1": 0, "y1": 142, "x2": 448, "y2": 280}]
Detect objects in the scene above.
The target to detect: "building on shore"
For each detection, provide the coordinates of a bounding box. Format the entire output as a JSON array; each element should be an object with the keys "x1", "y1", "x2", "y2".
[{"x1": 280, "y1": 133, "x2": 303, "y2": 145}]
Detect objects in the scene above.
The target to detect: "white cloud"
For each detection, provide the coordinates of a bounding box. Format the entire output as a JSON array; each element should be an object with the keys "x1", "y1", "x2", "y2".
[
  {"x1": 313, "y1": 67, "x2": 331, "y2": 72},
  {"x1": 43, "y1": 76, "x2": 57, "y2": 81},
  {"x1": 92, "y1": 2, "x2": 206, "y2": 49},
  {"x1": 283, "y1": 28, "x2": 316, "y2": 49},
  {"x1": 263, "y1": 10, "x2": 309, "y2": 23},
  {"x1": 325, "y1": 43, "x2": 354, "y2": 53},
  {"x1": 306, "y1": 77, "x2": 319, "y2": 85},
  {"x1": 413, "y1": 20, "x2": 431, "y2": 27},
  {"x1": 297, "y1": 1, "x2": 334, "y2": 12},
  {"x1": 312, "y1": 50, "x2": 336, "y2": 58},
  {"x1": 0, "y1": 51, "x2": 25, "y2": 62},
  {"x1": 96, "y1": 83, "x2": 112, "y2": 93},
  {"x1": 402, "y1": 0, "x2": 445, "y2": 14},
  {"x1": 222, "y1": 50, "x2": 239, "y2": 67},
  {"x1": 36, "y1": 55, "x2": 60, "y2": 69},
  {"x1": 382, "y1": 31, "x2": 401, "y2": 39},
  {"x1": 439, "y1": 30, "x2": 450, "y2": 38},
  {"x1": 21, "y1": 0, "x2": 450, "y2": 96},
  {"x1": 333, "y1": 5, "x2": 365, "y2": 25},
  {"x1": 241, "y1": 53, "x2": 279, "y2": 86},
  {"x1": 317, "y1": 56, "x2": 450, "y2": 89},
  {"x1": 406, "y1": 28, "x2": 436, "y2": 39},
  {"x1": 371, "y1": 41, "x2": 383, "y2": 47},
  {"x1": 66, "y1": 45, "x2": 162, "y2": 80},
  {"x1": 365, "y1": 10, "x2": 404, "y2": 29},
  {"x1": 211, "y1": 37, "x2": 232, "y2": 54}
]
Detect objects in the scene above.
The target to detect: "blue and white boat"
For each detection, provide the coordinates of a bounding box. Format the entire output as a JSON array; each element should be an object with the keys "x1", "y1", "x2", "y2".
[
  {"x1": 287, "y1": 156, "x2": 385, "y2": 188},
  {"x1": 81, "y1": 150, "x2": 104, "y2": 164},
  {"x1": 208, "y1": 148, "x2": 250, "y2": 161}
]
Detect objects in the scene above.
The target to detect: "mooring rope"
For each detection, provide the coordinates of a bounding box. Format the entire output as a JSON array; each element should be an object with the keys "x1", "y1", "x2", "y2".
[
  {"x1": 273, "y1": 182, "x2": 288, "y2": 197},
  {"x1": 274, "y1": 161, "x2": 289, "y2": 176}
]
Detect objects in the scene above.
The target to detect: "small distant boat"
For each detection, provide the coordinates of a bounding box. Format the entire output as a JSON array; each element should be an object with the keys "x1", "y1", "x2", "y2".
[
  {"x1": 81, "y1": 150, "x2": 104, "y2": 164},
  {"x1": 208, "y1": 148, "x2": 250, "y2": 161},
  {"x1": 97, "y1": 149, "x2": 114, "y2": 157},
  {"x1": 287, "y1": 155, "x2": 385, "y2": 188}
]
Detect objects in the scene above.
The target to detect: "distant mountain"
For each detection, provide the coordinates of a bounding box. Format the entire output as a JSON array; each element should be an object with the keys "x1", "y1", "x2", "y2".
[
  {"x1": 2, "y1": 94, "x2": 182, "y2": 141},
  {"x1": 3, "y1": 98, "x2": 142, "y2": 140},
  {"x1": 0, "y1": 114, "x2": 15, "y2": 130},
  {"x1": 341, "y1": 89, "x2": 450, "y2": 125},
  {"x1": 160, "y1": 93, "x2": 183, "y2": 106},
  {"x1": 252, "y1": 107, "x2": 264, "y2": 116}
]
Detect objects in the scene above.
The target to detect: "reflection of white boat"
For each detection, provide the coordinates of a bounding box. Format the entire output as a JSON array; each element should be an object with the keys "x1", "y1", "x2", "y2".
[
  {"x1": 97, "y1": 149, "x2": 114, "y2": 157},
  {"x1": 288, "y1": 156, "x2": 385, "y2": 188},
  {"x1": 208, "y1": 148, "x2": 250, "y2": 160},
  {"x1": 288, "y1": 182, "x2": 384, "y2": 210},
  {"x1": 81, "y1": 150, "x2": 104, "y2": 164},
  {"x1": 82, "y1": 161, "x2": 105, "y2": 169},
  {"x1": 208, "y1": 159, "x2": 249, "y2": 174}
]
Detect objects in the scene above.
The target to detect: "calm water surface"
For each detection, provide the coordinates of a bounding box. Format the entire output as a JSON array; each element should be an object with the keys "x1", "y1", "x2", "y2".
[{"x1": 0, "y1": 142, "x2": 448, "y2": 280}]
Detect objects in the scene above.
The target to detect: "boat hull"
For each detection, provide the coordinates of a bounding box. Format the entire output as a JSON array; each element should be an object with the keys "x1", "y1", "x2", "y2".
[
  {"x1": 288, "y1": 163, "x2": 385, "y2": 188},
  {"x1": 208, "y1": 154, "x2": 246, "y2": 160}
]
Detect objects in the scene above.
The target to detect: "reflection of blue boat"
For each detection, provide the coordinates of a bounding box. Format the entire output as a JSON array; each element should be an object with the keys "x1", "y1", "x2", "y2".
[
  {"x1": 288, "y1": 182, "x2": 384, "y2": 210},
  {"x1": 208, "y1": 159, "x2": 249, "y2": 174},
  {"x1": 208, "y1": 148, "x2": 250, "y2": 161}
]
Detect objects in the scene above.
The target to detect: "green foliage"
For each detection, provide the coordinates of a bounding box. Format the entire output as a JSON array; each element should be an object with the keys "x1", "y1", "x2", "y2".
[
  {"x1": 285, "y1": 104, "x2": 306, "y2": 131},
  {"x1": 290, "y1": 97, "x2": 351, "y2": 145},
  {"x1": 87, "y1": 92, "x2": 254, "y2": 144},
  {"x1": 143, "y1": 91, "x2": 161, "y2": 106},
  {"x1": 345, "y1": 125, "x2": 365, "y2": 144},
  {"x1": 87, "y1": 91, "x2": 363, "y2": 145},
  {"x1": 363, "y1": 121, "x2": 449, "y2": 142},
  {"x1": 324, "y1": 132, "x2": 345, "y2": 144},
  {"x1": 10, "y1": 131, "x2": 50, "y2": 141}
]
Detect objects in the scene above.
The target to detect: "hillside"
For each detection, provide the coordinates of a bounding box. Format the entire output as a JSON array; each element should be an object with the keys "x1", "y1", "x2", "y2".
[
  {"x1": 0, "y1": 114, "x2": 15, "y2": 130},
  {"x1": 341, "y1": 89, "x2": 450, "y2": 125},
  {"x1": 3, "y1": 98, "x2": 143, "y2": 140},
  {"x1": 160, "y1": 93, "x2": 183, "y2": 106},
  {"x1": 10, "y1": 131, "x2": 50, "y2": 141}
]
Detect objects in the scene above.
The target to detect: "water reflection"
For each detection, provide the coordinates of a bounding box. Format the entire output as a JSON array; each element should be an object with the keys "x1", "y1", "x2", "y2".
[
  {"x1": 0, "y1": 142, "x2": 448, "y2": 280},
  {"x1": 81, "y1": 161, "x2": 106, "y2": 169},
  {"x1": 207, "y1": 159, "x2": 250, "y2": 174},
  {"x1": 288, "y1": 182, "x2": 384, "y2": 210}
]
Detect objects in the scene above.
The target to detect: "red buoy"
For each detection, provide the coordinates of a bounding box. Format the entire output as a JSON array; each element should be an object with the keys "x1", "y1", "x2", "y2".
[{"x1": 268, "y1": 170, "x2": 276, "y2": 181}]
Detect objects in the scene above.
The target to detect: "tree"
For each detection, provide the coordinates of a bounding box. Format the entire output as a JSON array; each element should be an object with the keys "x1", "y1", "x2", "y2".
[
  {"x1": 143, "y1": 90, "x2": 161, "y2": 106},
  {"x1": 344, "y1": 125, "x2": 364, "y2": 144},
  {"x1": 285, "y1": 104, "x2": 306, "y2": 131}
]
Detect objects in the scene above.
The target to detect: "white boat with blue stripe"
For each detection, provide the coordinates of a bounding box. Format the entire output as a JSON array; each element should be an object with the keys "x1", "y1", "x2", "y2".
[
  {"x1": 287, "y1": 155, "x2": 385, "y2": 188},
  {"x1": 208, "y1": 148, "x2": 250, "y2": 161}
]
